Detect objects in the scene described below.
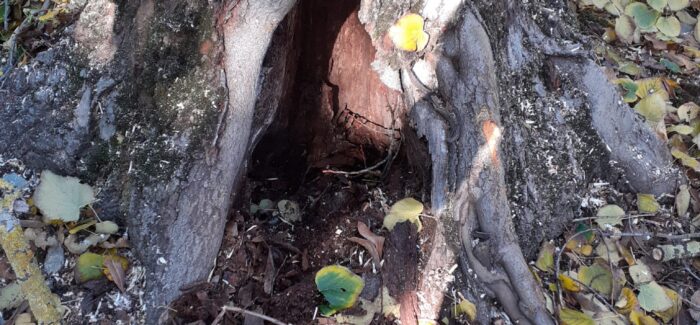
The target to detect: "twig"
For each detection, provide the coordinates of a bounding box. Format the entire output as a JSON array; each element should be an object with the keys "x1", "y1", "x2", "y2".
[
  {"x1": 321, "y1": 153, "x2": 390, "y2": 176},
  {"x1": 569, "y1": 277, "x2": 619, "y2": 316},
  {"x1": 571, "y1": 213, "x2": 656, "y2": 222},
  {"x1": 3, "y1": 0, "x2": 9, "y2": 31},
  {"x1": 599, "y1": 231, "x2": 700, "y2": 240},
  {"x1": 212, "y1": 305, "x2": 290, "y2": 325}
]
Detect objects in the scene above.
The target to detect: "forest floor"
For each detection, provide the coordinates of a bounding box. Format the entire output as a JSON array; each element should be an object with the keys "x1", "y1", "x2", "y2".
[{"x1": 2, "y1": 1, "x2": 700, "y2": 325}]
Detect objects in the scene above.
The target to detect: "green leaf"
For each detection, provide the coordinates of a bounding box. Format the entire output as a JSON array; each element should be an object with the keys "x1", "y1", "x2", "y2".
[
  {"x1": 559, "y1": 308, "x2": 595, "y2": 325},
  {"x1": 596, "y1": 204, "x2": 625, "y2": 229},
  {"x1": 676, "y1": 185, "x2": 690, "y2": 216},
  {"x1": 647, "y1": 0, "x2": 667, "y2": 12},
  {"x1": 634, "y1": 92, "x2": 666, "y2": 123},
  {"x1": 315, "y1": 265, "x2": 364, "y2": 316},
  {"x1": 660, "y1": 58, "x2": 681, "y2": 73},
  {"x1": 75, "y1": 252, "x2": 105, "y2": 283},
  {"x1": 638, "y1": 281, "x2": 673, "y2": 312},
  {"x1": 615, "y1": 15, "x2": 635, "y2": 43},
  {"x1": 637, "y1": 194, "x2": 660, "y2": 213},
  {"x1": 579, "y1": 264, "x2": 613, "y2": 296},
  {"x1": 592, "y1": 0, "x2": 611, "y2": 9},
  {"x1": 672, "y1": 148, "x2": 700, "y2": 171},
  {"x1": 95, "y1": 221, "x2": 119, "y2": 234},
  {"x1": 454, "y1": 298, "x2": 477, "y2": 321},
  {"x1": 629, "y1": 262, "x2": 654, "y2": 284},
  {"x1": 656, "y1": 16, "x2": 681, "y2": 37},
  {"x1": 667, "y1": 124, "x2": 694, "y2": 135},
  {"x1": 618, "y1": 61, "x2": 642, "y2": 76},
  {"x1": 535, "y1": 241, "x2": 555, "y2": 271},
  {"x1": 616, "y1": 78, "x2": 639, "y2": 102},
  {"x1": 575, "y1": 223, "x2": 595, "y2": 242},
  {"x1": 668, "y1": 0, "x2": 689, "y2": 11},
  {"x1": 625, "y1": 2, "x2": 659, "y2": 30},
  {"x1": 675, "y1": 10, "x2": 696, "y2": 25},
  {"x1": 33, "y1": 170, "x2": 95, "y2": 222},
  {"x1": 383, "y1": 198, "x2": 424, "y2": 231}
]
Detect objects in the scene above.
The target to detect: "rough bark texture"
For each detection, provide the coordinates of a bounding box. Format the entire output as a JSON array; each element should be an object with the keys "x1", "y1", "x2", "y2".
[
  {"x1": 358, "y1": 0, "x2": 683, "y2": 323},
  {"x1": 0, "y1": 0, "x2": 295, "y2": 323},
  {"x1": 0, "y1": 0, "x2": 686, "y2": 324}
]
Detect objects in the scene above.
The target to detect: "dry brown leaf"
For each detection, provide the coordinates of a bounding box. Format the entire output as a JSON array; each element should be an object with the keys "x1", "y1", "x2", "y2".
[
  {"x1": 357, "y1": 221, "x2": 385, "y2": 259},
  {"x1": 263, "y1": 249, "x2": 276, "y2": 294},
  {"x1": 104, "y1": 257, "x2": 126, "y2": 293},
  {"x1": 349, "y1": 237, "x2": 381, "y2": 266}
]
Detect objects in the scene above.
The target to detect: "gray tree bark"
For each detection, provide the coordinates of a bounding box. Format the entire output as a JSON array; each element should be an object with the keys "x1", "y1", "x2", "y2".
[{"x1": 0, "y1": 0, "x2": 683, "y2": 324}]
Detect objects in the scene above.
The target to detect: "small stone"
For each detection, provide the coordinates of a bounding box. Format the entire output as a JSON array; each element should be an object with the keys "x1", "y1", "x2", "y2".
[{"x1": 43, "y1": 245, "x2": 65, "y2": 274}]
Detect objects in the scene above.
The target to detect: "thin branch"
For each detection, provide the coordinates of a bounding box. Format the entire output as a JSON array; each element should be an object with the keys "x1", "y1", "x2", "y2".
[{"x1": 212, "y1": 305, "x2": 290, "y2": 325}]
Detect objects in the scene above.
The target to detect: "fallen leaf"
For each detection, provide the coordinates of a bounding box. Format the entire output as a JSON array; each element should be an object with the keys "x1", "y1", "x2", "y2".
[
  {"x1": 629, "y1": 262, "x2": 654, "y2": 284},
  {"x1": 653, "y1": 286, "x2": 680, "y2": 323},
  {"x1": 634, "y1": 93, "x2": 667, "y2": 123},
  {"x1": 454, "y1": 298, "x2": 477, "y2": 321},
  {"x1": 315, "y1": 265, "x2": 364, "y2": 316},
  {"x1": 676, "y1": 185, "x2": 690, "y2": 216},
  {"x1": 615, "y1": 287, "x2": 638, "y2": 314},
  {"x1": 657, "y1": 16, "x2": 681, "y2": 37},
  {"x1": 689, "y1": 290, "x2": 700, "y2": 321},
  {"x1": 349, "y1": 237, "x2": 381, "y2": 266},
  {"x1": 357, "y1": 221, "x2": 384, "y2": 258},
  {"x1": 579, "y1": 263, "x2": 613, "y2": 296},
  {"x1": 559, "y1": 274, "x2": 581, "y2": 292},
  {"x1": 76, "y1": 252, "x2": 105, "y2": 283},
  {"x1": 104, "y1": 256, "x2": 126, "y2": 292},
  {"x1": 637, "y1": 194, "x2": 660, "y2": 213},
  {"x1": 33, "y1": 170, "x2": 95, "y2": 222},
  {"x1": 389, "y1": 13, "x2": 429, "y2": 52},
  {"x1": 629, "y1": 310, "x2": 659, "y2": 325},
  {"x1": 277, "y1": 200, "x2": 301, "y2": 222},
  {"x1": 596, "y1": 238, "x2": 622, "y2": 264},
  {"x1": 536, "y1": 241, "x2": 555, "y2": 272},
  {"x1": 68, "y1": 220, "x2": 97, "y2": 234},
  {"x1": 596, "y1": 204, "x2": 625, "y2": 229},
  {"x1": 264, "y1": 249, "x2": 276, "y2": 294},
  {"x1": 559, "y1": 308, "x2": 595, "y2": 325},
  {"x1": 671, "y1": 148, "x2": 700, "y2": 171},
  {"x1": 383, "y1": 198, "x2": 423, "y2": 231},
  {"x1": 95, "y1": 221, "x2": 119, "y2": 234},
  {"x1": 668, "y1": 0, "x2": 690, "y2": 11},
  {"x1": 638, "y1": 281, "x2": 673, "y2": 312}
]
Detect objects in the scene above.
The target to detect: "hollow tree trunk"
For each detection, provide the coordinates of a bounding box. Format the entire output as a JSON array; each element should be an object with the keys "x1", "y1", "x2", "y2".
[{"x1": 0, "y1": 0, "x2": 683, "y2": 324}]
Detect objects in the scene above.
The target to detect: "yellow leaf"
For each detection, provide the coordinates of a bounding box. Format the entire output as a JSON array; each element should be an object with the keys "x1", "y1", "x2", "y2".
[
  {"x1": 68, "y1": 220, "x2": 96, "y2": 234},
  {"x1": 559, "y1": 274, "x2": 581, "y2": 292},
  {"x1": 383, "y1": 198, "x2": 423, "y2": 231},
  {"x1": 653, "y1": 286, "x2": 681, "y2": 323},
  {"x1": 453, "y1": 298, "x2": 476, "y2": 321},
  {"x1": 535, "y1": 241, "x2": 555, "y2": 271},
  {"x1": 634, "y1": 93, "x2": 667, "y2": 123},
  {"x1": 637, "y1": 194, "x2": 660, "y2": 213},
  {"x1": 560, "y1": 308, "x2": 595, "y2": 325},
  {"x1": 389, "y1": 14, "x2": 429, "y2": 52},
  {"x1": 616, "y1": 287, "x2": 639, "y2": 314},
  {"x1": 635, "y1": 78, "x2": 669, "y2": 100},
  {"x1": 629, "y1": 310, "x2": 659, "y2": 325},
  {"x1": 38, "y1": 9, "x2": 59, "y2": 23}
]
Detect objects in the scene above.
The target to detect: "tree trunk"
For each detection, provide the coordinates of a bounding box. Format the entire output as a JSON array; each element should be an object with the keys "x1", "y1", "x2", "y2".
[{"x1": 0, "y1": 0, "x2": 683, "y2": 324}]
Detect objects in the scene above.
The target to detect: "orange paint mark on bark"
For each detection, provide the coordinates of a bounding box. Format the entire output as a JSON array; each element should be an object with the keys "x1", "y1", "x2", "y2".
[{"x1": 482, "y1": 120, "x2": 501, "y2": 165}]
